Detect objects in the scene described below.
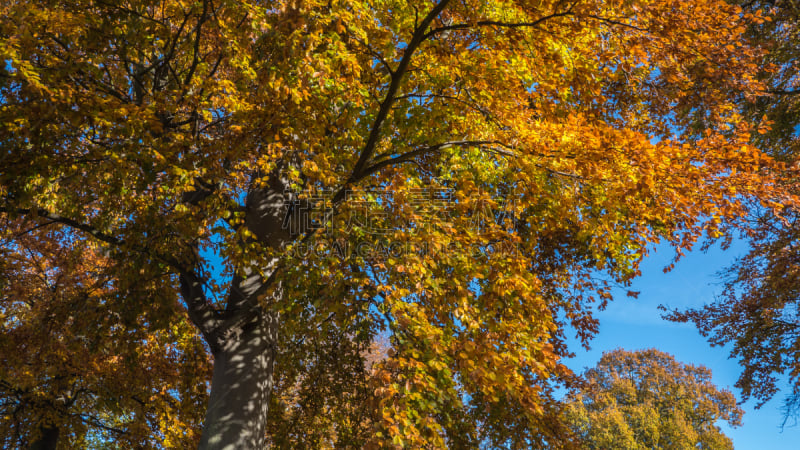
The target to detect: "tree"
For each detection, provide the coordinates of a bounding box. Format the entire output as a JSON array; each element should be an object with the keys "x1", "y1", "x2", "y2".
[
  {"x1": 0, "y1": 223, "x2": 210, "y2": 448},
  {"x1": 0, "y1": 0, "x2": 784, "y2": 447},
  {"x1": 663, "y1": 0, "x2": 800, "y2": 420},
  {"x1": 566, "y1": 348, "x2": 742, "y2": 450}
]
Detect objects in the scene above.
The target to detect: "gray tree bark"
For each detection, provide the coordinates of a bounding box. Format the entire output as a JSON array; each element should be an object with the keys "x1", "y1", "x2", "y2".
[
  {"x1": 197, "y1": 312, "x2": 278, "y2": 450},
  {"x1": 195, "y1": 168, "x2": 297, "y2": 449}
]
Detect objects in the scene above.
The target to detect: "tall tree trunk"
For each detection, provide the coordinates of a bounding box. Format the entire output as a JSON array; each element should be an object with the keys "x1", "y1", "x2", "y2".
[
  {"x1": 29, "y1": 425, "x2": 59, "y2": 450},
  {"x1": 189, "y1": 167, "x2": 296, "y2": 449},
  {"x1": 198, "y1": 312, "x2": 278, "y2": 450}
]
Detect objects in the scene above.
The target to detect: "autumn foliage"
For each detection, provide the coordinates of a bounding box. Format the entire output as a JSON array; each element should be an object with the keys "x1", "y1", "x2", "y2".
[
  {"x1": 0, "y1": 0, "x2": 791, "y2": 447},
  {"x1": 664, "y1": 0, "x2": 800, "y2": 420},
  {"x1": 567, "y1": 349, "x2": 742, "y2": 450},
  {"x1": 0, "y1": 224, "x2": 209, "y2": 448}
]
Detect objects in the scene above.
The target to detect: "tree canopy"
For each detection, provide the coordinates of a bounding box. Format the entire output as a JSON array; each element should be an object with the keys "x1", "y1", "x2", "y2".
[
  {"x1": 664, "y1": 0, "x2": 800, "y2": 421},
  {"x1": 0, "y1": 224, "x2": 209, "y2": 448},
  {"x1": 0, "y1": 0, "x2": 789, "y2": 448}
]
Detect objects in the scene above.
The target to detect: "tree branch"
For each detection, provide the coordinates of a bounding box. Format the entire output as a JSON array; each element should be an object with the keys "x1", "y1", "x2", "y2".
[
  {"x1": 1, "y1": 205, "x2": 223, "y2": 341},
  {"x1": 769, "y1": 88, "x2": 800, "y2": 96},
  {"x1": 179, "y1": 271, "x2": 224, "y2": 351},
  {"x1": 422, "y1": 8, "x2": 576, "y2": 40},
  {"x1": 347, "y1": 0, "x2": 452, "y2": 182},
  {"x1": 183, "y1": 0, "x2": 210, "y2": 87},
  {"x1": 359, "y1": 140, "x2": 515, "y2": 179},
  {"x1": 1, "y1": 207, "x2": 124, "y2": 248}
]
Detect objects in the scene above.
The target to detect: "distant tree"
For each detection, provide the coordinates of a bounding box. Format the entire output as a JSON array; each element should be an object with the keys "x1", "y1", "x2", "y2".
[{"x1": 566, "y1": 349, "x2": 743, "y2": 450}]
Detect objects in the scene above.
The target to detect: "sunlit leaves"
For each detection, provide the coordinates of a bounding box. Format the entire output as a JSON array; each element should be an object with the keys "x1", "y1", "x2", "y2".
[
  {"x1": 0, "y1": 0, "x2": 790, "y2": 446},
  {"x1": 566, "y1": 349, "x2": 742, "y2": 450}
]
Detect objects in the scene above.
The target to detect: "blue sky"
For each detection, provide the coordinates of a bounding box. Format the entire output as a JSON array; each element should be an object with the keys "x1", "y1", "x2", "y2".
[{"x1": 564, "y1": 240, "x2": 800, "y2": 449}]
